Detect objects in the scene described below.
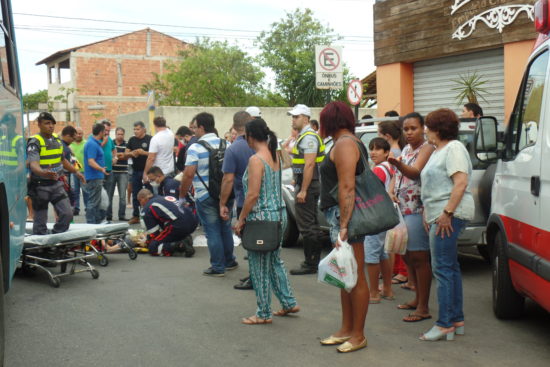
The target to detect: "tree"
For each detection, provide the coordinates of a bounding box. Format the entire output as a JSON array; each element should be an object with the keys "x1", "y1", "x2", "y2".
[
  {"x1": 256, "y1": 8, "x2": 346, "y2": 107},
  {"x1": 22, "y1": 89, "x2": 48, "y2": 112},
  {"x1": 142, "y1": 39, "x2": 275, "y2": 107}
]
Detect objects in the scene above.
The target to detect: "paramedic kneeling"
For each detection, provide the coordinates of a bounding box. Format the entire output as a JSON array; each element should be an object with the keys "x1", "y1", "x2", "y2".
[{"x1": 137, "y1": 189, "x2": 197, "y2": 257}]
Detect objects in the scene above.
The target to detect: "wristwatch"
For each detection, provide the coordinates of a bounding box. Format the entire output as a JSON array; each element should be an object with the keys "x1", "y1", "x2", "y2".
[{"x1": 443, "y1": 209, "x2": 454, "y2": 217}]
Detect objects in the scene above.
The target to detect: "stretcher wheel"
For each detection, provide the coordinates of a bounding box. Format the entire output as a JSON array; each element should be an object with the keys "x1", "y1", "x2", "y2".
[
  {"x1": 98, "y1": 254, "x2": 109, "y2": 267},
  {"x1": 128, "y1": 249, "x2": 138, "y2": 260},
  {"x1": 91, "y1": 269, "x2": 100, "y2": 279},
  {"x1": 50, "y1": 277, "x2": 60, "y2": 288}
]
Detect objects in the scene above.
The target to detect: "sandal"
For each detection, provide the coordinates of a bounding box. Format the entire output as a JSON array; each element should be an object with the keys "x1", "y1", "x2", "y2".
[
  {"x1": 400, "y1": 283, "x2": 416, "y2": 291},
  {"x1": 273, "y1": 306, "x2": 300, "y2": 316},
  {"x1": 392, "y1": 275, "x2": 407, "y2": 284},
  {"x1": 403, "y1": 313, "x2": 432, "y2": 322},
  {"x1": 397, "y1": 303, "x2": 417, "y2": 310},
  {"x1": 241, "y1": 316, "x2": 272, "y2": 325}
]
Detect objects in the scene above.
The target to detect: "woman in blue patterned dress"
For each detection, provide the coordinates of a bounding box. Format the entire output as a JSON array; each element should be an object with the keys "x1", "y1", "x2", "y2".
[{"x1": 234, "y1": 118, "x2": 299, "y2": 325}]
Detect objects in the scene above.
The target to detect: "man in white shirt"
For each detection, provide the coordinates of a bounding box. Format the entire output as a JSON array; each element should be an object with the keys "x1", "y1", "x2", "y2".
[{"x1": 143, "y1": 116, "x2": 175, "y2": 182}]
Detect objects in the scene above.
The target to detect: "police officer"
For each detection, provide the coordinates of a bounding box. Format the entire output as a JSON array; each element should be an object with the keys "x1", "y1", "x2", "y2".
[
  {"x1": 137, "y1": 189, "x2": 197, "y2": 257},
  {"x1": 0, "y1": 113, "x2": 24, "y2": 174},
  {"x1": 27, "y1": 112, "x2": 84, "y2": 235},
  {"x1": 288, "y1": 104, "x2": 325, "y2": 275}
]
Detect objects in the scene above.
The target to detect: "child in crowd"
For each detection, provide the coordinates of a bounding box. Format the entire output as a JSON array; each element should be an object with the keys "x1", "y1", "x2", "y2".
[{"x1": 364, "y1": 137, "x2": 395, "y2": 303}]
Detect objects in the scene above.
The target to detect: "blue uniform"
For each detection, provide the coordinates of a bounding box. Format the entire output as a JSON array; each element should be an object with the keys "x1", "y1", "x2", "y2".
[{"x1": 143, "y1": 196, "x2": 197, "y2": 256}]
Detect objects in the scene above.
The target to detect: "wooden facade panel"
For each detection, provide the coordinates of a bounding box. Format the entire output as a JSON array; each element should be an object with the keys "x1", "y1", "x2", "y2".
[{"x1": 374, "y1": 0, "x2": 537, "y2": 66}]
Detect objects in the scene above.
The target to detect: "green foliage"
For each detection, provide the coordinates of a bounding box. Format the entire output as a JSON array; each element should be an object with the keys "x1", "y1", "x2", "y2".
[
  {"x1": 451, "y1": 72, "x2": 489, "y2": 105},
  {"x1": 22, "y1": 89, "x2": 48, "y2": 112},
  {"x1": 142, "y1": 39, "x2": 271, "y2": 107},
  {"x1": 256, "y1": 8, "x2": 347, "y2": 106}
]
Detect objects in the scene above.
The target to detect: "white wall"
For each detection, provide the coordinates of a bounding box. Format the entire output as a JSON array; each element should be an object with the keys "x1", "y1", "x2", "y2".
[{"x1": 116, "y1": 106, "x2": 377, "y2": 140}]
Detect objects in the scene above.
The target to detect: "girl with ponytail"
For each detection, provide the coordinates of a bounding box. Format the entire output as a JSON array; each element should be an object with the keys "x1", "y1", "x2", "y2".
[{"x1": 234, "y1": 118, "x2": 299, "y2": 325}]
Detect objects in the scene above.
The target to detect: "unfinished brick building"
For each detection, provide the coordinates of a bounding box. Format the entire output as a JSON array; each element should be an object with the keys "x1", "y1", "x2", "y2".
[{"x1": 35, "y1": 28, "x2": 188, "y2": 134}]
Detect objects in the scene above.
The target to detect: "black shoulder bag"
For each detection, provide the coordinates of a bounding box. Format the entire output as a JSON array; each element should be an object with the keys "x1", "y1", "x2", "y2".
[{"x1": 241, "y1": 161, "x2": 282, "y2": 252}]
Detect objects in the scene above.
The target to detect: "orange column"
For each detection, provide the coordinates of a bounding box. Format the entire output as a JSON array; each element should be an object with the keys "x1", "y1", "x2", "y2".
[
  {"x1": 504, "y1": 39, "x2": 535, "y2": 123},
  {"x1": 376, "y1": 62, "x2": 414, "y2": 116}
]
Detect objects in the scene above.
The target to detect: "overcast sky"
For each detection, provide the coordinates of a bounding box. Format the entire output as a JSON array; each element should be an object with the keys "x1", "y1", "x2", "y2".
[{"x1": 12, "y1": 0, "x2": 375, "y2": 95}]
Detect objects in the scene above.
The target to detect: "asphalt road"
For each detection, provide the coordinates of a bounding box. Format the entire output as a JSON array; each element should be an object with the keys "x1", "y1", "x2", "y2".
[
  {"x1": 4, "y1": 239, "x2": 550, "y2": 367},
  {"x1": 5, "y1": 197, "x2": 550, "y2": 367}
]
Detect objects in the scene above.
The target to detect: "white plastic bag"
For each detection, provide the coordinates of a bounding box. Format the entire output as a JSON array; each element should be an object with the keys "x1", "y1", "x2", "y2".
[
  {"x1": 384, "y1": 204, "x2": 408, "y2": 255},
  {"x1": 100, "y1": 187, "x2": 109, "y2": 211},
  {"x1": 318, "y1": 234, "x2": 358, "y2": 292}
]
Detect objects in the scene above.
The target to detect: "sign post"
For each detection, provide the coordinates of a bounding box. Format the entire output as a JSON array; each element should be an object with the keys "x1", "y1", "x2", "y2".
[
  {"x1": 315, "y1": 46, "x2": 343, "y2": 90},
  {"x1": 347, "y1": 79, "x2": 363, "y2": 121}
]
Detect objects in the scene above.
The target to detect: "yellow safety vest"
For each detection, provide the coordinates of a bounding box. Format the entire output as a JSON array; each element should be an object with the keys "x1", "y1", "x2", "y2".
[
  {"x1": 291, "y1": 131, "x2": 325, "y2": 180},
  {"x1": 31, "y1": 133, "x2": 63, "y2": 167},
  {"x1": 0, "y1": 135, "x2": 22, "y2": 166}
]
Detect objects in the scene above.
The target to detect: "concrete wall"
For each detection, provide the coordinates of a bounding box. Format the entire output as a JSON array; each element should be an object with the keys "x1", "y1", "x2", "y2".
[{"x1": 116, "y1": 106, "x2": 377, "y2": 140}]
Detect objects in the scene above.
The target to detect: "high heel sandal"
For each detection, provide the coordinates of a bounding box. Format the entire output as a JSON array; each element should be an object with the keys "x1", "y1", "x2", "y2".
[
  {"x1": 454, "y1": 323, "x2": 464, "y2": 335},
  {"x1": 419, "y1": 325, "x2": 455, "y2": 341}
]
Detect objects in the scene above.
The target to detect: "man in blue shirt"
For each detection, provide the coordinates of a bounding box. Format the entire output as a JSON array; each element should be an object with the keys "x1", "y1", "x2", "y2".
[
  {"x1": 146, "y1": 166, "x2": 181, "y2": 199},
  {"x1": 84, "y1": 123, "x2": 108, "y2": 224},
  {"x1": 180, "y1": 112, "x2": 237, "y2": 277},
  {"x1": 220, "y1": 110, "x2": 255, "y2": 289},
  {"x1": 100, "y1": 120, "x2": 117, "y2": 221}
]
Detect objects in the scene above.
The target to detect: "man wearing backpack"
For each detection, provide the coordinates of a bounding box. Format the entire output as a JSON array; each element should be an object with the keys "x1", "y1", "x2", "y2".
[{"x1": 179, "y1": 112, "x2": 238, "y2": 277}]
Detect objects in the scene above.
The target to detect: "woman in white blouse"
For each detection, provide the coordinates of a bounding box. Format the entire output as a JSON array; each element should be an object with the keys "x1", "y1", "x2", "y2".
[{"x1": 420, "y1": 108, "x2": 475, "y2": 341}]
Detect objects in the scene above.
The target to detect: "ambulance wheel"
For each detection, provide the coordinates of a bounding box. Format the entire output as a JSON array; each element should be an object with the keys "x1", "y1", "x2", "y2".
[
  {"x1": 98, "y1": 254, "x2": 109, "y2": 267},
  {"x1": 49, "y1": 277, "x2": 60, "y2": 288},
  {"x1": 91, "y1": 269, "x2": 100, "y2": 279},
  {"x1": 492, "y1": 230, "x2": 524, "y2": 319}
]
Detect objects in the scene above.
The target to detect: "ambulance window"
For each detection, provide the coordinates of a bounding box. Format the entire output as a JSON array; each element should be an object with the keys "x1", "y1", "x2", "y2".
[{"x1": 509, "y1": 49, "x2": 548, "y2": 155}]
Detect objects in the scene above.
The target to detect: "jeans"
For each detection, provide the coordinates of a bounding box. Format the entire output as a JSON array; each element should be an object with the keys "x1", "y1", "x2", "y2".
[
  {"x1": 85, "y1": 178, "x2": 104, "y2": 224},
  {"x1": 72, "y1": 172, "x2": 89, "y2": 211},
  {"x1": 102, "y1": 172, "x2": 115, "y2": 220},
  {"x1": 195, "y1": 196, "x2": 235, "y2": 273},
  {"x1": 131, "y1": 170, "x2": 145, "y2": 218},
  {"x1": 108, "y1": 172, "x2": 128, "y2": 219},
  {"x1": 429, "y1": 217, "x2": 466, "y2": 328}
]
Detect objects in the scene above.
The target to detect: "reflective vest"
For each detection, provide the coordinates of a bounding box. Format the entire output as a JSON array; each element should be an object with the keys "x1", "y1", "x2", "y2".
[
  {"x1": 31, "y1": 133, "x2": 63, "y2": 168},
  {"x1": 291, "y1": 131, "x2": 325, "y2": 181},
  {"x1": 0, "y1": 135, "x2": 22, "y2": 167}
]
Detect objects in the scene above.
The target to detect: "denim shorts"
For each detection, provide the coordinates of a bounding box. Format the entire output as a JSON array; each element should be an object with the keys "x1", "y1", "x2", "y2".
[
  {"x1": 404, "y1": 213, "x2": 429, "y2": 252},
  {"x1": 323, "y1": 205, "x2": 366, "y2": 245},
  {"x1": 364, "y1": 231, "x2": 388, "y2": 264}
]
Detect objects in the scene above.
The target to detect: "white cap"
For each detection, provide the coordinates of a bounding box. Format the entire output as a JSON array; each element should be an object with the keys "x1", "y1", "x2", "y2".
[
  {"x1": 287, "y1": 104, "x2": 311, "y2": 117},
  {"x1": 245, "y1": 106, "x2": 261, "y2": 117}
]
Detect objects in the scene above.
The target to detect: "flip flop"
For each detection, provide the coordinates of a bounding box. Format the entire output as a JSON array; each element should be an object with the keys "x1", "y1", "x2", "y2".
[
  {"x1": 401, "y1": 283, "x2": 416, "y2": 291},
  {"x1": 397, "y1": 303, "x2": 417, "y2": 310},
  {"x1": 242, "y1": 316, "x2": 272, "y2": 325},
  {"x1": 403, "y1": 313, "x2": 432, "y2": 322},
  {"x1": 273, "y1": 306, "x2": 300, "y2": 316},
  {"x1": 369, "y1": 298, "x2": 381, "y2": 304},
  {"x1": 381, "y1": 295, "x2": 395, "y2": 301},
  {"x1": 392, "y1": 276, "x2": 407, "y2": 284}
]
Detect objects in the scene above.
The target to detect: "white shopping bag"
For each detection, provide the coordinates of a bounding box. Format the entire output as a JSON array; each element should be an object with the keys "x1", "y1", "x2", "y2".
[
  {"x1": 384, "y1": 204, "x2": 408, "y2": 255},
  {"x1": 317, "y1": 234, "x2": 358, "y2": 292},
  {"x1": 99, "y1": 187, "x2": 109, "y2": 211}
]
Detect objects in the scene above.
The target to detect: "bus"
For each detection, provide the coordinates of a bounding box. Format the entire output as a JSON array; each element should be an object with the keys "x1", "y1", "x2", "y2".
[{"x1": 0, "y1": 0, "x2": 27, "y2": 361}]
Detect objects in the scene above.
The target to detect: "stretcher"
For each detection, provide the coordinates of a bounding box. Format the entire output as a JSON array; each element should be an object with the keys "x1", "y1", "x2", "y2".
[
  {"x1": 26, "y1": 222, "x2": 137, "y2": 267},
  {"x1": 22, "y1": 228, "x2": 99, "y2": 288},
  {"x1": 68, "y1": 223, "x2": 137, "y2": 265}
]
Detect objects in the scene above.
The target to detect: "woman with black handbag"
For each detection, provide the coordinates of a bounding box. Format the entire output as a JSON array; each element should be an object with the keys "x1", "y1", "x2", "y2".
[
  {"x1": 234, "y1": 118, "x2": 299, "y2": 325},
  {"x1": 318, "y1": 101, "x2": 370, "y2": 353}
]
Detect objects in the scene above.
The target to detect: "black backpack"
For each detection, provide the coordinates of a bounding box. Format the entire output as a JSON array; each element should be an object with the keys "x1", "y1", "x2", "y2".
[{"x1": 195, "y1": 139, "x2": 233, "y2": 201}]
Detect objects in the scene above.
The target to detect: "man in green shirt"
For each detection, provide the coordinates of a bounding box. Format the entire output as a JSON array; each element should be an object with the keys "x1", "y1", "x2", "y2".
[
  {"x1": 71, "y1": 127, "x2": 87, "y2": 215},
  {"x1": 100, "y1": 120, "x2": 117, "y2": 221}
]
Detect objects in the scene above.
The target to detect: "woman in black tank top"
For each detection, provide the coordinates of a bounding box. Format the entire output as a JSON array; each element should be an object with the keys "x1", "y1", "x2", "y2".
[{"x1": 317, "y1": 101, "x2": 368, "y2": 353}]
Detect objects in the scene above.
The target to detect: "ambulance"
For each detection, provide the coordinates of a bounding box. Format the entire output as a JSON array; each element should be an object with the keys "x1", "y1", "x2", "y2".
[{"x1": 475, "y1": 0, "x2": 550, "y2": 318}]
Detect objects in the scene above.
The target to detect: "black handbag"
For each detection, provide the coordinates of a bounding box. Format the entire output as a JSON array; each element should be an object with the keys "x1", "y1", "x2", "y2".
[
  {"x1": 329, "y1": 138, "x2": 400, "y2": 238},
  {"x1": 241, "y1": 162, "x2": 283, "y2": 253}
]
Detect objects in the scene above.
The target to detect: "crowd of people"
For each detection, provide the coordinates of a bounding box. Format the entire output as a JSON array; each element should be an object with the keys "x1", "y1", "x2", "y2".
[{"x1": 23, "y1": 101, "x2": 480, "y2": 352}]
